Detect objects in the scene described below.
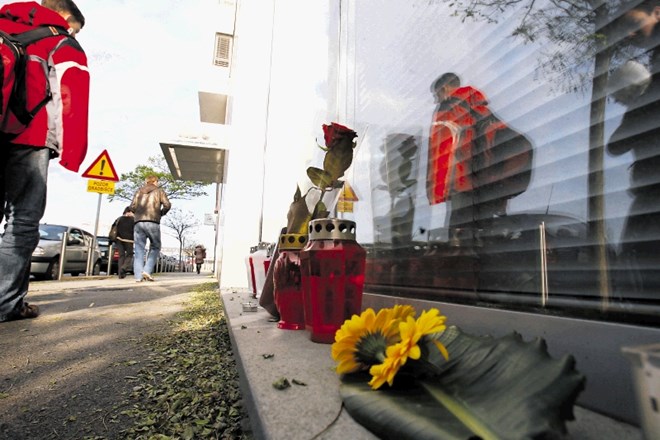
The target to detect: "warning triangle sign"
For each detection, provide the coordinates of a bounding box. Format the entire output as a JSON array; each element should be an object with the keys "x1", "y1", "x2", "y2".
[
  {"x1": 339, "y1": 181, "x2": 359, "y2": 202},
  {"x1": 81, "y1": 150, "x2": 119, "y2": 182}
]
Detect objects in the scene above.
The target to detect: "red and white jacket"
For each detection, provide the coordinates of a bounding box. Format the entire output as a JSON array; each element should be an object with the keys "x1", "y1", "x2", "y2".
[
  {"x1": 0, "y1": 1, "x2": 89, "y2": 172},
  {"x1": 426, "y1": 86, "x2": 490, "y2": 205}
]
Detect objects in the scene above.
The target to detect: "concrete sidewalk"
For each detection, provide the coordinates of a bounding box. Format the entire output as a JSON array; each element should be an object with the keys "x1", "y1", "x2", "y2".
[
  {"x1": 223, "y1": 289, "x2": 642, "y2": 440},
  {"x1": 0, "y1": 272, "x2": 218, "y2": 440}
]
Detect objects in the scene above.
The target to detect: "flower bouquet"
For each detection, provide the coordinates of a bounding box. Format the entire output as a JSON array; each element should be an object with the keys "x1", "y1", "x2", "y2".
[
  {"x1": 259, "y1": 123, "x2": 359, "y2": 317},
  {"x1": 332, "y1": 306, "x2": 586, "y2": 440}
]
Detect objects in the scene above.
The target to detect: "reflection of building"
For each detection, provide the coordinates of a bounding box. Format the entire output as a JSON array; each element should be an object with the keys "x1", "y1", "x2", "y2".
[{"x1": 159, "y1": 0, "x2": 660, "y2": 429}]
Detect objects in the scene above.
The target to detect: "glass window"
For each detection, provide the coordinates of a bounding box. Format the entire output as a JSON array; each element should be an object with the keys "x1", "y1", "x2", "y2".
[
  {"x1": 341, "y1": 0, "x2": 660, "y2": 326},
  {"x1": 68, "y1": 229, "x2": 84, "y2": 244}
]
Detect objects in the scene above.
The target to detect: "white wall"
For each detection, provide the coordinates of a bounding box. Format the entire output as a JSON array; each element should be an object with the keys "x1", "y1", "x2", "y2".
[{"x1": 218, "y1": 0, "x2": 335, "y2": 288}]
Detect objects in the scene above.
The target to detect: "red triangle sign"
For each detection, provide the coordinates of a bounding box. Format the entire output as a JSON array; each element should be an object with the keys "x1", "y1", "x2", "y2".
[{"x1": 81, "y1": 150, "x2": 119, "y2": 182}]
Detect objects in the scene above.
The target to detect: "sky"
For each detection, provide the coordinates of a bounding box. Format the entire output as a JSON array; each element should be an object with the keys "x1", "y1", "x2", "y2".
[{"x1": 1, "y1": 0, "x2": 224, "y2": 254}]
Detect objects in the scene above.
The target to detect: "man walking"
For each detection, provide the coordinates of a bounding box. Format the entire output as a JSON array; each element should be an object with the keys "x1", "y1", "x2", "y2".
[
  {"x1": 426, "y1": 73, "x2": 495, "y2": 235},
  {"x1": 607, "y1": 0, "x2": 660, "y2": 296},
  {"x1": 0, "y1": 0, "x2": 88, "y2": 323},
  {"x1": 130, "y1": 175, "x2": 171, "y2": 282},
  {"x1": 111, "y1": 206, "x2": 135, "y2": 279}
]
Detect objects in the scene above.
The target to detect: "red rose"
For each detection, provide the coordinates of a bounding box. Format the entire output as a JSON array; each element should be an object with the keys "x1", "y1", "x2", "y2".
[{"x1": 322, "y1": 122, "x2": 357, "y2": 149}]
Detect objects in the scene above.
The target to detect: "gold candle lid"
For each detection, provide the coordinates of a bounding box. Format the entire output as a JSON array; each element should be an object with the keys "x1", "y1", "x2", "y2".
[
  {"x1": 278, "y1": 233, "x2": 308, "y2": 250},
  {"x1": 308, "y1": 218, "x2": 357, "y2": 241}
]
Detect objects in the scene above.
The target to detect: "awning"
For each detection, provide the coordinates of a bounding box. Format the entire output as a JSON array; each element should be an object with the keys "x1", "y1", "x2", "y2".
[{"x1": 159, "y1": 141, "x2": 228, "y2": 184}]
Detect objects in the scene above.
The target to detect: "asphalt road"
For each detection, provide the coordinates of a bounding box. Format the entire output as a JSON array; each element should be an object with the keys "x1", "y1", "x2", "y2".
[{"x1": 0, "y1": 271, "x2": 217, "y2": 439}]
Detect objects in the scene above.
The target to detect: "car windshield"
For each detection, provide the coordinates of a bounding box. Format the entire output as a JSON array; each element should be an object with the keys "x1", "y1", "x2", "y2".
[
  {"x1": 39, "y1": 225, "x2": 67, "y2": 241},
  {"x1": 97, "y1": 236, "x2": 110, "y2": 246}
]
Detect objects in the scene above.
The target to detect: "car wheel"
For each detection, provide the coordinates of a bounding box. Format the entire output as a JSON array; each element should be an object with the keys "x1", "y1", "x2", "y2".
[
  {"x1": 46, "y1": 258, "x2": 60, "y2": 280},
  {"x1": 71, "y1": 272, "x2": 80, "y2": 277},
  {"x1": 93, "y1": 261, "x2": 101, "y2": 276}
]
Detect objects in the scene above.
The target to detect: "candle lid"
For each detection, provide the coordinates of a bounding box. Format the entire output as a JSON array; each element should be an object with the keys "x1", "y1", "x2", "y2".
[
  {"x1": 278, "y1": 233, "x2": 308, "y2": 250},
  {"x1": 308, "y1": 218, "x2": 357, "y2": 241}
]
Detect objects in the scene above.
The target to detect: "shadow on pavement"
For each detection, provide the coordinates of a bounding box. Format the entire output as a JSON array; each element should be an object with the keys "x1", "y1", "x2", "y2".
[{"x1": 0, "y1": 273, "x2": 217, "y2": 439}]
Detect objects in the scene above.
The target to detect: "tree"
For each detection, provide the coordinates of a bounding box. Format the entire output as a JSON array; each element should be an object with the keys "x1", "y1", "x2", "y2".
[
  {"x1": 162, "y1": 209, "x2": 199, "y2": 271},
  {"x1": 108, "y1": 156, "x2": 209, "y2": 203},
  {"x1": 433, "y1": 0, "x2": 637, "y2": 304}
]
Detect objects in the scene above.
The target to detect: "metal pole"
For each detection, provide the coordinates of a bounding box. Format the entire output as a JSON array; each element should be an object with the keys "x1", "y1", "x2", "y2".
[
  {"x1": 214, "y1": 183, "x2": 224, "y2": 281},
  {"x1": 539, "y1": 221, "x2": 549, "y2": 307},
  {"x1": 107, "y1": 242, "x2": 114, "y2": 274},
  {"x1": 85, "y1": 237, "x2": 95, "y2": 276},
  {"x1": 87, "y1": 192, "x2": 103, "y2": 276},
  {"x1": 58, "y1": 232, "x2": 67, "y2": 280}
]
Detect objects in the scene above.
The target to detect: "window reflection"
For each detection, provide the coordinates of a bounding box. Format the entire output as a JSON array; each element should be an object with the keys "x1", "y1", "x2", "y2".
[
  {"x1": 351, "y1": 0, "x2": 660, "y2": 323},
  {"x1": 606, "y1": 0, "x2": 660, "y2": 300}
]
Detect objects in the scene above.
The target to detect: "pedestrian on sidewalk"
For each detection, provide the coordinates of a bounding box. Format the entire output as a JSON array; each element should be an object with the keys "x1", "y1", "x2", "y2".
[
  {"x1": 130, "y1": 175, "x2": 171, "y2": 282},
  {"x1": 0, "y1": 0, "x2": 88, "y2": 323},
  {"x1": 110, "y1": 206, "x2": 135, "y2": 279},
  {"x1": 194, "y1": 245, "x2": 206, "y2": 274}
]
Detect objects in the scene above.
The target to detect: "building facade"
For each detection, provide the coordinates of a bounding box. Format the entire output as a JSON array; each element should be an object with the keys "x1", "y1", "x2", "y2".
[{"x1": 216, "y1": 0, "x2": 660, "y2": 427}]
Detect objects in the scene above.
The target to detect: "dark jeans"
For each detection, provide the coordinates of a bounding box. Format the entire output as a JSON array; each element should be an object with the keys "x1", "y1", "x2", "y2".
[
  {"x1": 446, "y1": 190, "x2": 507, "y2": 245},
  {"x1": 0, "y1": 145, "x2": 50, "y2": 321},
  {"x1": 116, "y1": 239, "x2": 134, "y2": 275}
]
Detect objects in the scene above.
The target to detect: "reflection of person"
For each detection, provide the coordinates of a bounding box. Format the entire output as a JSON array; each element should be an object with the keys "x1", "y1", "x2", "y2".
[
  {"x1": 130, "y1": 175, "x2": 171, "y2": 282},
  {"x1": 426, "y1": 73, "x2": 505, "y2": 239},
  {"x1": 0, "y1": 0, "x2": 88, "y2": 323},
  {"x1": 607, "y1": 0, "x2": 660, "y2": 296},
  {"x1": 379, "y1": 134, "x2": 419, "y2": 246},
  {"x1": 194, "y1": 245, "x2": 207, "y2": 274},
  {"x1": 112, "y1": 207, "x2": 135, "y2": 279}
]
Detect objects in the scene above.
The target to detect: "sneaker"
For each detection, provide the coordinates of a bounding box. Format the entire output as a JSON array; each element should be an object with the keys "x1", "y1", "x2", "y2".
[
  {"x1": 4, "y1": 302, "x2": 40, "y2": 322},
  {"x1": 142, "y1": 272, "x2": 155, "y2": 282}
]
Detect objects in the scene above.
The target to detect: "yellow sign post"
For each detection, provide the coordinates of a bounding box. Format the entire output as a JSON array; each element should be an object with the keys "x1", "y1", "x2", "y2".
[
  {"x1": 87, "y1": 179, "x2": 115, "y2": 194},
  {"x1": 337, "y1": 181, "x2": 359, "y2": 213},
  {"x1": 80, "y1": 149, "x2": 120, "y2": 275}
]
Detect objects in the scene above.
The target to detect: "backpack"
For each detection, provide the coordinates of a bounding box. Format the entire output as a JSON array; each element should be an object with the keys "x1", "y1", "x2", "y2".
[
  {"x1": 452, "y1": 99, "x2": 534, "y2": 201},
  {"x1": 0, "y1": 25, "x2": 70, "y2": 137},
  {"x1": 108, "y1": 219, "x2": 118, "y2": 242}
]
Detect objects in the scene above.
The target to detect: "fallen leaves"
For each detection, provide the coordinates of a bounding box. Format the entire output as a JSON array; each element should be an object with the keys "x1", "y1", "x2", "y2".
[{"x1": 119, "y1": 282, "x2": 250, "y2": 439}]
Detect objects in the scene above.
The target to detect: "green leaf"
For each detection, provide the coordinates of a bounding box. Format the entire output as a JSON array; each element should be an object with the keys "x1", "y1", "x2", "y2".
[
  {"x1": 306, "y1": 167, "x2": 333, "y2": 188},
  {"x1": 272, "y1": 377, "x2": 291, "y2": 390},
  {"x1": 340, "y1": 326, "x2": 585, "y2": 440}
]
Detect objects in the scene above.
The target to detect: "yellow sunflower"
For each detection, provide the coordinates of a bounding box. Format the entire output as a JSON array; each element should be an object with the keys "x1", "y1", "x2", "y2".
[
  {"x1": 368, "y1": 343, "x2": 405, "y2": 389},
  {"x1": 398, "y1": 308, "x2": 448, "y2": 362},
  {"x1": 367, "y1": 308, "x2": 449, "y2": 389},
  {"x1": 331, "y1": 305, "x2": 415, "y2": 374}
]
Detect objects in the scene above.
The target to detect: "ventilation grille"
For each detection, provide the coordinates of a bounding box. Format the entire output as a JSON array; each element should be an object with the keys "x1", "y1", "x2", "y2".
[{"x1": 213, "y1": 33, "x2": 232, "y2": 68}]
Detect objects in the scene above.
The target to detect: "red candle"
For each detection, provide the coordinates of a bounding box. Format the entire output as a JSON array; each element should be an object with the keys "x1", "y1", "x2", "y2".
[
  {"x1": 273, "y1": 233, "x2": 308, "y2": 330},
  {"x1": 300, "y1": 219, "x2": 366, "y2": 344}
]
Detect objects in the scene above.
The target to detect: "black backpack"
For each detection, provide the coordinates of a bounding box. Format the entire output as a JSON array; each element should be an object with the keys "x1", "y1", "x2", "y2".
[
  {"x1": 0, "y1": 25, "x2": 70, "y2": 136},
  {"x1": 449, "y1": 98, "x2": 534, "y2": 200}
]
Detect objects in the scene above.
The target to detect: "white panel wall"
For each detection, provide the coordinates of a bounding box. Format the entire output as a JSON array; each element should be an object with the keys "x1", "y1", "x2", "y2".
[
  {"x1": 219, "y1": 0, "x2": 334, "y2": 287},
  {"x1": 218, "y1": 0, "x2": 275, "y2": 287}
]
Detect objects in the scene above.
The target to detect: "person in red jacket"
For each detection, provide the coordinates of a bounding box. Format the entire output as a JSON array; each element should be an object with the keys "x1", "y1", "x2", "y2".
[
  {"x1": 426, "y1": 72, "x2": 507, "y2": 242},
  {"x1": 0, "y1": 0, "x2": 89, "y2": 322}
]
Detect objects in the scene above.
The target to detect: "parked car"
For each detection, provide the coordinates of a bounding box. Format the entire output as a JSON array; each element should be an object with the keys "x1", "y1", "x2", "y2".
[
  {"x1": 96, "y1": 235, "x2": 119, "y2": 275},
  {"x1": 31, "y1": 224, "x2": 102, "y2": 280}
]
